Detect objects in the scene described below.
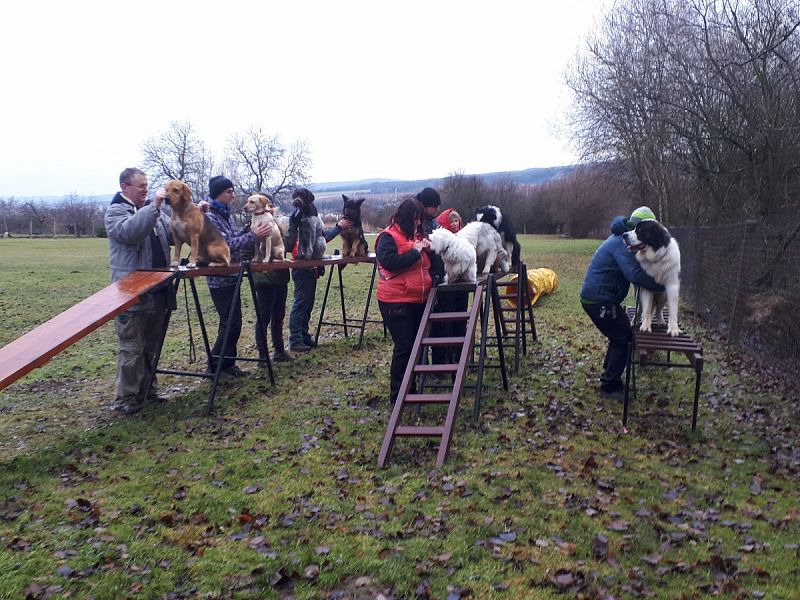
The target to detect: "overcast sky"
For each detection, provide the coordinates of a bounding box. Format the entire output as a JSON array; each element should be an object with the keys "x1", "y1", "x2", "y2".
[{"x1": 1, "y1": 0, "x2": 607, "y2": 197}]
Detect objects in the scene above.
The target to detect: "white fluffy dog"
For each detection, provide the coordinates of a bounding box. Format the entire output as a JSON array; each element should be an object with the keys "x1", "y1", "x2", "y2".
[
  {"x1": 244, "y1": 194, "x2": 285, "y2": 262},
  {"x1": 623, "y1": 220, "x2": 682, "y2": 336},
  {"x1": 457, "y1": 221, "x2": 511, "y2": 276},
  {"x1": 428, "y1": 227, "x2": 477, "y2": 284}
]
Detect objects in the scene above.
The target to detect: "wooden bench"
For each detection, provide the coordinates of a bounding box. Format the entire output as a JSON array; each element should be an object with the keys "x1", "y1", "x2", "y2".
[
  {"x1": 623, "y1": 307, "x2": 704, "y2": 430},
  {"x1": 0, "y1": 270, "x2": 176, "y2": 391}
]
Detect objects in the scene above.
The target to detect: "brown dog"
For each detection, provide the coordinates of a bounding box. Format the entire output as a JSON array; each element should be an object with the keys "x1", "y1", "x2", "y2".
[
  {"x1": 164, "y1": 180, "x2": 230, "y2": 267},
  {"x1": 243, "y1": 193, "x2": 285, "y2": 262}
]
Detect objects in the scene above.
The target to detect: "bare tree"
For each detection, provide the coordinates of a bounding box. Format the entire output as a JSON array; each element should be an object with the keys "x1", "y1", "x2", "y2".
[
  {"x1": 566, "y1": 0, "x2": 800, "y2": 224},
  {"x1": 141, "y1": 120, "x2": 214, "y2": 201},
  {"x1": 440, "y1": 171, "x2": 490, "y2": 219},
  {"x1": 225, "y1": 127, "x2": 312, "y2": 207}
]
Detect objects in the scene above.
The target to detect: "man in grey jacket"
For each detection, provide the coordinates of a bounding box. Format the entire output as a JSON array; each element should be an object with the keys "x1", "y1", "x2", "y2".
[{"x1": 105, "y1": 167, "x2": 172, "y2": 414}]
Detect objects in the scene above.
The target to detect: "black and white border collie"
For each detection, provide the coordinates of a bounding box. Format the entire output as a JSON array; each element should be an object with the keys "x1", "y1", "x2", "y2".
[
  {"x1": 473, "y1": 205, "x2": 521, "y2": 268},
  {"x1": 623, "y1": 219, "x2": 682, "y2": 336}
]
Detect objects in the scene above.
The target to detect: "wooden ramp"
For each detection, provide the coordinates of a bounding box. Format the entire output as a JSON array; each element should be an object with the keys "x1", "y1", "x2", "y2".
[{"x1": 0, "y1": 270, "x2": 176, "y2": 391}]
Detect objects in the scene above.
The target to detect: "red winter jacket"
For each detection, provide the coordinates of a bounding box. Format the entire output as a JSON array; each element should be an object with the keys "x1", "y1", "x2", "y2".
[{"x1": 375, "y1": 223, "x2": 432, "y2": 304}]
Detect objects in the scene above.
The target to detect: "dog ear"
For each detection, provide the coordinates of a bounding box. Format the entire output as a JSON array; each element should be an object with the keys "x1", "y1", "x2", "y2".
[
  {"x1": 181, "y1": 182, "x2": 192, "y2": 204},
  {"x1": 356, "y1": 198, "x2": 364, "y2": 206},
  {"x1": 342, "y1": 194, "x2": 349, "y2": 201}
]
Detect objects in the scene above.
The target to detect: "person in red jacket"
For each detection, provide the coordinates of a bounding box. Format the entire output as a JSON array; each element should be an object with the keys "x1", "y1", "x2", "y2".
[
  {"x1": 375, "y1": 198, "x2": 432, "y2": 404},
  {"x1": 436, "y1": 208, "x2": 462, "y2": 233}
]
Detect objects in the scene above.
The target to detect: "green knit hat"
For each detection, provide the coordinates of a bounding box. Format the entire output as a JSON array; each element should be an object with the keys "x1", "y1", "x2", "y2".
[{"x1": 626, "y1": 206, "x2": 656, "y2": 229}]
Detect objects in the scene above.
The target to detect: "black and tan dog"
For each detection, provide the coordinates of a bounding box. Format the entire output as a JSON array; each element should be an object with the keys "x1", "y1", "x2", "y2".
[
  {"x1": 340, "y1": 194, "x2": 368, "y2": 257},
  {"x1": 164, "y1": 180, "x2": 230, "y2": 267},
  {"x1": 292, "y1": 187, "x2": 326, "y2": 260}
]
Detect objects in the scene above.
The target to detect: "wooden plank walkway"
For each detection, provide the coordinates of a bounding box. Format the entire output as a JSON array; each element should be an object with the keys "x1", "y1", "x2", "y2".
[{"x1": 0, "y1": 270, "x2": 175, "y2": 391}]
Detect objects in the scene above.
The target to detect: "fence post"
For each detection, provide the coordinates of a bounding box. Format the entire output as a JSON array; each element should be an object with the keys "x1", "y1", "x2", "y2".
[{"x1": 728, "y1": 221, "x2": 750, "y2": 344}]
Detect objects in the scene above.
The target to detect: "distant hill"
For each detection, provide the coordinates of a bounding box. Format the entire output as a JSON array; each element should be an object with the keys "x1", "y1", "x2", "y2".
[
  {"x1": 8, "y1": 166, "x2": 577, "y2": 204},
  {"x1": 310, "y1": 165, "x2": 577, "y2": 194}
]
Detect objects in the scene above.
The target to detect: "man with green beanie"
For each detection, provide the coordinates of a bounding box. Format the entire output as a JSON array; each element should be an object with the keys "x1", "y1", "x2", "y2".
[{"x1": 579, "y1": 206, "x2": 664, "y2": 399}]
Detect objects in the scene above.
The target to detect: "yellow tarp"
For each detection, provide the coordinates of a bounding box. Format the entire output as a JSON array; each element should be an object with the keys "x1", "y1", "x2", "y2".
[{"x1": 504, "y1": 268, "x2": 559, "y2": 307}]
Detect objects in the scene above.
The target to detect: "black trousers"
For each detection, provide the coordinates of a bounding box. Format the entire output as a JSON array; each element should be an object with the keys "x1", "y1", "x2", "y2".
[
  {"x1": 582, "y1": 301, "x2": 631, "y2": 390},
  {"x1": 255, "y1": 284, "x2": 289, "y2": 356},
  {"x1": 431, "y1": 289, "x2": 468, "y2": 365},
  {"x1": 209, "y1": 285, "x2": 242, "y2": 370},
  {"x1": 379, "y1": 301, "x2": 426, "y2": 403}
]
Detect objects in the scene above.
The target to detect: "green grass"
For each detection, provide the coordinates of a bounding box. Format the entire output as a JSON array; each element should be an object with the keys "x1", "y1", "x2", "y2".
[{"x1": 1, "y1": 236, "x2": 799, "y2": 599}]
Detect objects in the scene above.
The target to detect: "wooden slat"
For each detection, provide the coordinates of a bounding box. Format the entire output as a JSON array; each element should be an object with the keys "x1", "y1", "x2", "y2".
[
  {"x1": 421, "y1": 336, "x2": 465, "y2": 346},
  {"x1": 395, "y1": 426, "x2": 445, "y2": 436},
  {"x1": 413, "y1": 364, "x2": 458, "y2": 373},
  {"x1": 403, "y1": 394, "x2": 452, "y2": 404},
  {"x1": 428, "y1": 311, "x2": 471, "y2": 321},
  {"x1": 0, "y1": 271, "x2": 175, "y2": 391}
]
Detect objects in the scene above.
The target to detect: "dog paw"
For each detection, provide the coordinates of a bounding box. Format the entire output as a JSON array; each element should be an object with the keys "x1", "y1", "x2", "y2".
[
  {"x1": 639, "y1": 323, "x2": 652, "y2": 333},
  {"x1": 170, "y1": 261, "x2": 179, "y2": 267},
  {"x1": 667, "y1": 325, "x2": 682, "y2": 337}
]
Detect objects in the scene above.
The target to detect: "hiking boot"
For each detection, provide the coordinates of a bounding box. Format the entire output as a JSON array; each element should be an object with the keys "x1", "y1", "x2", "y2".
[
  {"x1": 272, "y1": 349, "x2": 293, "y2": 362},
  {"x1": 113, "y1": 398, "x2": 143, "y2": 415},
  {"x1": 222, "y1": 365, "x2": 248, "y2": 378},
  {"x1": 257, "y1": 353, "x2": 269, "y2": 368},
  {"x1": 289, "y1": 343, "x2": 311, "y2": 353},
  {"x1": 599, "y1": 383, "x2": 626, "y2": 402}
]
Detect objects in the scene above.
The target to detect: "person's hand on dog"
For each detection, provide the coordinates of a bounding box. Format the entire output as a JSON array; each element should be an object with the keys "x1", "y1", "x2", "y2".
[
  {"x1": 198, "y1": 200, "x2": 210, "y2": 213},
  {"x1": 413, "y1": 238, "x2": 429, "y2": 253},
  {"x1": 153, "y1": 187, "x2": 166, "y2": 209},
  {"x1": 337, "y1": 218, "x2": 354, "y2": 230},
  {"x1": 252, "y1": 221, "x2": 273, "y2": 239}
]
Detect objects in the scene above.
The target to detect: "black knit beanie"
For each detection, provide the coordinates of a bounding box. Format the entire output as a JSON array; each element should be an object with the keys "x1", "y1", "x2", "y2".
[
  {"x1": 209, "y1": 175, "x2": 234, "y2": 200},
  {"x1": 416, "y1": 187, "x2": 441, "y2": 208}
]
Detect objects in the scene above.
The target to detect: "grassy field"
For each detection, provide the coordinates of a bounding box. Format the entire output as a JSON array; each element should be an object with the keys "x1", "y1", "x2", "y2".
[{"x1": 0, "y1": 236, "x2": 798, "y2": 599}]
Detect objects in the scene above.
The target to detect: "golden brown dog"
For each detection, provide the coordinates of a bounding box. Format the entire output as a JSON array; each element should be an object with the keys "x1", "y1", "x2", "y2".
[
  {"x1": 243, "y1": 193, "x2": 285, "y2": 262},
  {"x1": 164, "y1": 180, "x2": 230, "y2": 267}
]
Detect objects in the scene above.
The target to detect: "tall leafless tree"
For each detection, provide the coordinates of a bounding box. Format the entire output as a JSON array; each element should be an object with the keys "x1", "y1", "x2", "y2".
[
  {"x1": 225, "y1": 127, "x2": 312, "y2": 207},
  {"x1": 566, "y1": 0, "x2": 800, "y2": 225},
  {"x1": 141, "y1": 120, "x2": 214, "y2": 201}
]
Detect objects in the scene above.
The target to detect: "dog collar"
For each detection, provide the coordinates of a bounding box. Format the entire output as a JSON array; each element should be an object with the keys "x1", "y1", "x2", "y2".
[{"x1": 252, "y1": 209, "x2": 267, "y2": 216}]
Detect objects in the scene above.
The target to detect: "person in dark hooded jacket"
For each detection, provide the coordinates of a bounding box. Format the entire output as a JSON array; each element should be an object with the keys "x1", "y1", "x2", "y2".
[{"x1": 580, "y1": 207, "x2": 664, "y2": 398}]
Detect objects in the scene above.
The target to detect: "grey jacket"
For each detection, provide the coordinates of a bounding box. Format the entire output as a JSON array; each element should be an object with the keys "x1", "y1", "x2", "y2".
[{"x1": 105, "y1": 193, "x2": 172, "y2": 311}]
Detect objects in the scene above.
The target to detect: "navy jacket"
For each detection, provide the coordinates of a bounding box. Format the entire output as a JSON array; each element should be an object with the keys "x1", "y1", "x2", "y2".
[{"x1": 580, "y1": 216, "x2": 663, "y2": 305}]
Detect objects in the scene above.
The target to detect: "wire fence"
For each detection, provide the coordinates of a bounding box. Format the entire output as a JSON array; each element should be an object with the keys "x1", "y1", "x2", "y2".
[{"x1": 671, "y1": 217, "x2": 800, "y2": 379}]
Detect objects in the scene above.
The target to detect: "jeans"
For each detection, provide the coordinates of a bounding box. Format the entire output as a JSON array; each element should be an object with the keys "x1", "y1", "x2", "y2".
[
  {"x1": 255, "y1": 284, "x2": 288, "y2": 355},
  {"x1": 209, "y1": 284, "x2": 242, "y2": 370},
  {"x1": 582, "y1": 301, "x2": 631, "y2": 390},
  {"x1": 289, "y1": 268, "x2": 317, "y2": 347},
  {"x1": 379, "y1": 301, "x2": 426, "y2": 403}
]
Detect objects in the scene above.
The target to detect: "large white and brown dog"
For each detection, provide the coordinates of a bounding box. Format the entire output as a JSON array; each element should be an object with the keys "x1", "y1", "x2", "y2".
[
  {"x1": 243, "y1": 193, "x2": 285, "y2": 262},
  {"x1": 428, "y1": 227, "x2": 477, "y2": 284},
  {"x1": 457, "y1": 221, "x2": 511, "y2": 276},
  {"x1": 623, "y1": 220, "x2": 682, "y2": 336}
]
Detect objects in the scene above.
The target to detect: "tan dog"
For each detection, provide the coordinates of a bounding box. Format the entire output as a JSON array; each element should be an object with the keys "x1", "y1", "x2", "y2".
[
  {"x1": 164, "y1": 180, "x2": 230, "y2": 267},
  {"x1": 244, "y1": 193, "x2": 285, "y2": 262}
]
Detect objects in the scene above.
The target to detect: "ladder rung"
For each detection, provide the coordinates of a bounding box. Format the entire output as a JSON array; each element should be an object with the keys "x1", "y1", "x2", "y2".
[
  {"x1": 422, "y1": 336, "x2": 465, "y2": 346},
  {"x1": 429, "y1": 311, "x2": 471, "y2": 321},
  {"x1": 497, "y1": 294, "x2": 517, "y2": 300},
  {"x1": 414, "y1": 364, "x2": 458, "y2": 373},
  {"x1": 395, "y1": 425, "x2": 445, "y2": 437},
  {"x1": 404, "y1": 393, "x2": 452, "y2": 404}
]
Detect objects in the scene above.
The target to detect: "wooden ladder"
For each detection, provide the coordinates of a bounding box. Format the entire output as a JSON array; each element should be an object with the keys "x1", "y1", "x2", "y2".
[
  {"x1": 378, "y1": 276, "x2": 504, "y2": 467},
  {"x1": 491, "y1": 262, "x2": 538, "y2": 373}
]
